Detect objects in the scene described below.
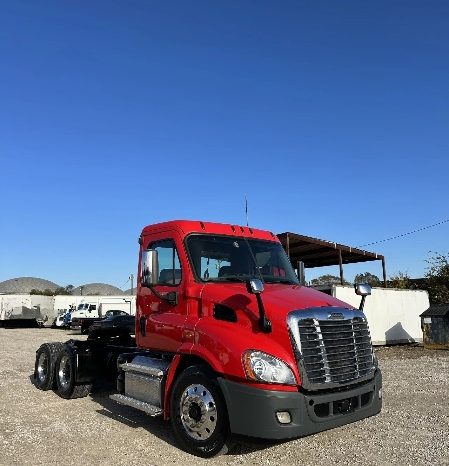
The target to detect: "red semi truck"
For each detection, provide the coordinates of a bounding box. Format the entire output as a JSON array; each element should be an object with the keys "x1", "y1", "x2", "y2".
[{"x1": 34, "y1": 220, "x2": 382, "y2": 457}]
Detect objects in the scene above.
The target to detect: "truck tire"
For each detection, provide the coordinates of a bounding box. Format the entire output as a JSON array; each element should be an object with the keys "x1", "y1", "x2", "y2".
[
  {"x1": 55, "y1": 345, "x2": 92, "y2": 399},
  {"x1": 170, "y1": 365, "x2": 231, "y2": 458},
  {"x1": 34, "y1": 342, "x2": 64, "y2": 390}
]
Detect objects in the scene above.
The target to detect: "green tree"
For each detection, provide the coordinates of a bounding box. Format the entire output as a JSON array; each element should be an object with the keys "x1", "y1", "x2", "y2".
[
  {"x1": 425, "y1": 252, "x2": 449, "y2": 304},
  {"x1": 311, "y1": 274, "x2": 350, "y2": 286},
  {"x1": 53, "y1": 287, "x2": 72, "y2": 295},
  {"x1": 30, "y1": 288, "x2": 54, "y2": 296},
  {"x1": 65, "y1": 284, "x2": 74, "y2": 293},
  {"x1": 389, "y1": 272, "x2": 411, "y2": 289},
  {"x1": 354, "y1": 272, "x2": 381, "y2": 286}
]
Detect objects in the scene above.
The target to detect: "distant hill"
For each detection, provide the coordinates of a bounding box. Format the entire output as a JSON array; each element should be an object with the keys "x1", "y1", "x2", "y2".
[
  {"x1": 0, "y1": 277, "x2": 60, "y2": 294},
  {"x1": 71, "y1": 283, "x2": 125, "y2": 296}
]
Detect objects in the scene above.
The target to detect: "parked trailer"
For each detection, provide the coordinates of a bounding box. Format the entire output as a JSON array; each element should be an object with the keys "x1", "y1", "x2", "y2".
[
  {"x1": 0, "y1": 294, "x2": 55, "y2": 327},
  {"x1": 34, "y1": 220, "x2": 382, "y2": 457}
]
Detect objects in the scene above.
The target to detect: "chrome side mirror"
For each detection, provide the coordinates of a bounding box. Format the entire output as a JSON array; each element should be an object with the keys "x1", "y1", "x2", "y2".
[
  {"x1": 141, "y1": 249, "x2": 159, "y2": 287},
  {"x1": 354, "y1": 283, "x2": 372, "y2": 297},
  {"x1": 247, "y1": 278, "x2": 264, "y2": 294}
]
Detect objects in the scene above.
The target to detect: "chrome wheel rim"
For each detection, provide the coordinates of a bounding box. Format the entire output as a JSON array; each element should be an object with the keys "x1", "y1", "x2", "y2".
[
  {"x1": 58, "y1": 355, "x2": 71, "y2": 389},
  {"x1": 37, "y1": 353, "x2": 49, "y2": 383},
  {"x1": 180, "y1": 384, "x2": 217, "y2": 440}
]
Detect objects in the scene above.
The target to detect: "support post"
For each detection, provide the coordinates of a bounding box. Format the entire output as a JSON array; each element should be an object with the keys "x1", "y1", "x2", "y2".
[
  {"x1": 297, "y1": 260, "x2": 305, "y2": 285},
  {"x1": 338, "y1": 249, "x2": 344, "y2": 285},
  {"x1": 382, "y1": 257, "x2": 387, "y2": 288}
]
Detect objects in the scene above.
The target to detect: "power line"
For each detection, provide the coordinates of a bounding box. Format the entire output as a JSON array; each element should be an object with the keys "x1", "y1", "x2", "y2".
[
  {"x1": 359, "y1": 218, "x2": 449, "y2": 248},
  {"x1": 118, "y1": 278, "x2": 130, "y2": 289}
]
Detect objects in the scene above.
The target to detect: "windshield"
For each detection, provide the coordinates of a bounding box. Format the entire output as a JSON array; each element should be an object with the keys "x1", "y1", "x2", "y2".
[
  {"x1": 186, "y1": 234, "x2": 299, "y2": 285},
  {"x1": 77, "y1": 304, "x2": 88, "y2": 310}
]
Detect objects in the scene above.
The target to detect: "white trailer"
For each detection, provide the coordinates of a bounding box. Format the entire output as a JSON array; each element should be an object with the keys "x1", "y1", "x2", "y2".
[
  {"x1": 0, "y1": 294, "x2": 55, "y2": 326},
  {"x1": 99, "y1": 299, "x2": 135, "y2": 316},
  {"x1": 329, "y1": 285, "x2": 429, "y2": 345}
]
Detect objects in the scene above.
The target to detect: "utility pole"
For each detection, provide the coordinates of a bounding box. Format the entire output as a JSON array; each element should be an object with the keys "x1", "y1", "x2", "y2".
[{"x1": 130, "y1": 274, "x2": 134, "y2": 295}]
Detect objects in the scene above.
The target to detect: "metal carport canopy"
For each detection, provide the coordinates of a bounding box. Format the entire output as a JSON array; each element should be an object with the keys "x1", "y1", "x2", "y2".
[{"x1": 277, "y1": 232, "x2": 386, "y2": 286}]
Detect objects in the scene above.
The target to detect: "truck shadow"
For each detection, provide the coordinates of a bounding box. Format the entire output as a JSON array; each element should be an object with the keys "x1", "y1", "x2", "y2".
[
  {"x1": 89, "y1": 385, "x2": 178, "y2": 449},
  {"x1": 89, "y1": 383, "x2": 281, "y2": 455},
  {"x1": 228, "y1": 436, "x2": 286, "y2": 455},
  {"x1": 27, "y1": 373, "x2": 282, "y2": 456}
]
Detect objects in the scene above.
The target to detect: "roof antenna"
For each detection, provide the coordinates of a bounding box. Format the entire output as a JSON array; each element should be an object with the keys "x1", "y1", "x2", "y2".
[{"x1": 245, "y1": 195, "x2": 249, "y2": 226}]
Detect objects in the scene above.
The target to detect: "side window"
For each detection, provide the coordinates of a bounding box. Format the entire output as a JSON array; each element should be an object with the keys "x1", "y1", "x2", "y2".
[{"x1": 151, "y1": 239, "x2": 182, "y2": 286}]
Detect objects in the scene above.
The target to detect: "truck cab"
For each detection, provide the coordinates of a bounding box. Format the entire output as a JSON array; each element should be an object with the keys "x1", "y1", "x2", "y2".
[
  {"x1": 73, "y1": 302, "x2": 98, "y2": 318},
  {"x1": 68, "y1": 302, "x2": 98, "y2": 331},
  {"x1": 34, "y1": 220, "x2": 382, "y2": 458},
  {"x1": 135, "y1": 221, "x2": 381, "y2": 453}
]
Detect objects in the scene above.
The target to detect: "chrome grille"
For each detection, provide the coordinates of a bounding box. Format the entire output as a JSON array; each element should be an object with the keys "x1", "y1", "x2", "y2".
[{"x1": 288, "y1": 308, "x2": 375, "y2": 390}]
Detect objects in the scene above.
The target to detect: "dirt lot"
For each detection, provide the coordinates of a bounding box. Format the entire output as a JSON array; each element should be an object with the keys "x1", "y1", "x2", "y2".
[{"x1": 0, "y1": 328, "x2": 448, "y2": 466}]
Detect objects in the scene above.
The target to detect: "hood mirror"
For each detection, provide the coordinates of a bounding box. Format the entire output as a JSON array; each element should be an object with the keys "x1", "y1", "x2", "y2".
[
  {"x1": 354, "y1": 283, "x2": 372, "y2": 297},
  {"x1": 354, "y1": 283, "x2": 371, "y2": 311},
  {"x1": 247, "y1": 278, "x2": 264, "y2": 294},
  {"x1": 246, "y1": 278, "x2": 271, "y2": 333}
]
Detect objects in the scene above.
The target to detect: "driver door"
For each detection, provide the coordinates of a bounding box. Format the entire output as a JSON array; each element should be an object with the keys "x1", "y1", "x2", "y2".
[{"x1": 138, "y1": 233, "x2": 187, "y2": 352}]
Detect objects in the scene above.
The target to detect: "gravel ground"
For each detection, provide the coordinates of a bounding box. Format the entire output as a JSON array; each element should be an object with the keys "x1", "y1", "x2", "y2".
[{"x1": 0, "y1": 328, "x2": 448, "y2": 466}]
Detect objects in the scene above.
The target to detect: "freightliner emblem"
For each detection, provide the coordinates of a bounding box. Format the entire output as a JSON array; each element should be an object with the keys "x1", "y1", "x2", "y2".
[{"x1": 328, "y1": 312, "x2": 344, "y2": 320}]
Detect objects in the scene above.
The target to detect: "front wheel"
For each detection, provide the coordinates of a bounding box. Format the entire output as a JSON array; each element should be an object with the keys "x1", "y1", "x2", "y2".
[{"x1": 170, "y1": 365, "x2": 231, "y2": 458}]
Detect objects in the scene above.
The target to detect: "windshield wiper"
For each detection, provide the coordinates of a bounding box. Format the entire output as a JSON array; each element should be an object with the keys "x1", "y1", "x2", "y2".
[
  {"x1": 216, "y1": 276, "x2": 248, "y2": 283},
  {"x1": 263, "y1": 277, "x2": 298, "y2": 285}
]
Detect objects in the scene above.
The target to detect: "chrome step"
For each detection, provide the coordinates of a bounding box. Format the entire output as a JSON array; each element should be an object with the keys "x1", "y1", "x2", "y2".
[
  {"x1": 120, "y1": 361, "x2": 164, "y2": 376},
  {"x1": 119, "y1": 355, "x2": 169, "y2": 377},
  {"x1": 109, "y1": 394, "x2": 163, "y2": 416}
]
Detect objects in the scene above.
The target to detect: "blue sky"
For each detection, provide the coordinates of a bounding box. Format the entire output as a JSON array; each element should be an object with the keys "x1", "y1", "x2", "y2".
[{"x1": 1, "y1": 0, "x2": 448, "y2": 288}]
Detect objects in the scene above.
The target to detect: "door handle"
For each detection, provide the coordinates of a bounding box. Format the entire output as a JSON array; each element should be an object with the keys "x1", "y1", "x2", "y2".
[{"x1": 139, "y1": 316, "x2": 146, "y2": 336}]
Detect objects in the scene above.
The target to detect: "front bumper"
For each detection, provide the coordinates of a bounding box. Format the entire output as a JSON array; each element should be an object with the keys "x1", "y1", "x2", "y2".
[{"x1": 218, "y1": 369, "x2": 382, "y2": 439}]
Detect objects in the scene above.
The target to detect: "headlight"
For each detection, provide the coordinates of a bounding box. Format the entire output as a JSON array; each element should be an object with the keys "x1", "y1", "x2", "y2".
[{"x1": 242, "y1": 350, "x2": 296, "y2": 385}]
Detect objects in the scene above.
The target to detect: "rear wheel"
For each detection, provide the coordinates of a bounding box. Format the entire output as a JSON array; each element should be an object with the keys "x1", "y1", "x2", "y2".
[
  {"x1": 170, "y1": 365, "x2": 231, "y2": 458},
  {"x1": 34, "y1": 342, "x2": 64, "y2": 390},
  {"x1": 55, "y1": 346, "x2": 92, "y2": 399}
]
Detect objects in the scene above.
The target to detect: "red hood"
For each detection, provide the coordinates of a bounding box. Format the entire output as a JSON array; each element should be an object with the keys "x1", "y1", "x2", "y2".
[
  {"x1": 201, "y1": 282, "x2": 354, "y2": 325},
  {"x1": 261, "y1": 284, "x2": 353, "y2": 315}
]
